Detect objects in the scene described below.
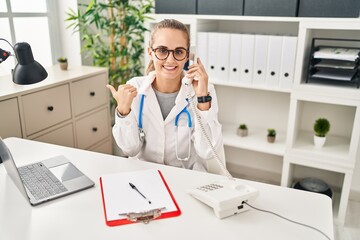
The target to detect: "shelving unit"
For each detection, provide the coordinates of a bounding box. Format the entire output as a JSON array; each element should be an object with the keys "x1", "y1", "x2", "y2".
[{"x1": 145, "y1": 14, "x2": 360, "y2": 225}]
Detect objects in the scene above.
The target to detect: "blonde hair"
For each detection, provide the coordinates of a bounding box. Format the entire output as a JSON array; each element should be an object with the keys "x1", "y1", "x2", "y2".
[{"x1": 146, "y1": 19, "x2": 190, "y2": 75}]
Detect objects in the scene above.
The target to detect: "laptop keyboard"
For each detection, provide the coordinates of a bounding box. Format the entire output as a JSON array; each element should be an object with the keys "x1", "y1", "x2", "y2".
[{"x1": 18, "y1": 162, "x2": 67, "y2": 200}]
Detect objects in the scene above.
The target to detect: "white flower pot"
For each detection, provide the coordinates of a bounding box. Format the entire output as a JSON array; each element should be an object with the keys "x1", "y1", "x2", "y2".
[
  {"x1": 314, "y1": 135, "x2": 326, "y2": 148},
  {"x1": 237, "y1": 128, "x2": 248, "y2": 137}
]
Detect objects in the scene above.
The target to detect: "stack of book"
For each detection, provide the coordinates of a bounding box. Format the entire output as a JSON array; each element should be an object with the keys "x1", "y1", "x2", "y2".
[{"x1": 307, "y1": 38, "x2": 360, "y2": 88}]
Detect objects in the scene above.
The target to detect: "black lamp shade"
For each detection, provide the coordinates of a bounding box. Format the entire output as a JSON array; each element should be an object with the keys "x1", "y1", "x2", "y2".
[{"x1": 12, "y1": 42, "x2": 48, "y2": 85}]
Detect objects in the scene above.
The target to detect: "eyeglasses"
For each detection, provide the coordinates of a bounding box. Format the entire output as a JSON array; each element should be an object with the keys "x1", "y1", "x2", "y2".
[{"x1": 151, "y1": 47, "x2": 189, "y2": 61}]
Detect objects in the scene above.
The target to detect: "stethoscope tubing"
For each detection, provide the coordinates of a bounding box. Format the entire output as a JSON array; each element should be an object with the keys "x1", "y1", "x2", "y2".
[{"x1": 137, "y1": 93, "x2": 192, "y2": 161}]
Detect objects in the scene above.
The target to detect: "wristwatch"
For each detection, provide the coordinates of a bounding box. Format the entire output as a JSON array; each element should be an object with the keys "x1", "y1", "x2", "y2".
[{"x1": 197, "y1": 94, "x2": 212, "y2": 103}]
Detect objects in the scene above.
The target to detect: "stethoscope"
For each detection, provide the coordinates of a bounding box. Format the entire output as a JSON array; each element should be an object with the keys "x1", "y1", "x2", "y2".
[{"x1": 137, "y1": 94, "x2": 192, "y2": 161}]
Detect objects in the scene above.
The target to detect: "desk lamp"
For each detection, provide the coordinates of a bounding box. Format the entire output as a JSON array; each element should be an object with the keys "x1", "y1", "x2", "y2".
[{"x1": 0, "y1": 38, "x2": 48, "y2": 85}]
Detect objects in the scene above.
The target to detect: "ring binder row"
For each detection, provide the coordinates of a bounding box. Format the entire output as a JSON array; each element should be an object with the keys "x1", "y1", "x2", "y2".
[
  {"x1": 196, "y1": 32, "x2": 298, "y2": 90},
  {"x1": 306, "y1": 38, "x2": 360, "y2": 88}
]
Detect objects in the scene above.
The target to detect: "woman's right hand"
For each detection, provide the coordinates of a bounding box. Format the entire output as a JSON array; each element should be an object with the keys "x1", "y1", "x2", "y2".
[{"x1": 106, "y1": 84, "x2": 138, "y2": 116}]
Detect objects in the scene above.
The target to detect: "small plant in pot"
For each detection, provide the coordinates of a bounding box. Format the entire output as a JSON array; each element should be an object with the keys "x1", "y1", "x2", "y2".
[
  {"x1": 237, "y1": 124, "x2": 248, "y2": 137},
  {"x1": 313, "y1": 118, "x2": 330, "y2": 148},
  {"x1": 267, "y1": 128, "x2": 276, "y2": 143},
  {"x1": 57, "y1": 57, "x2": 68, "y2": 70}
]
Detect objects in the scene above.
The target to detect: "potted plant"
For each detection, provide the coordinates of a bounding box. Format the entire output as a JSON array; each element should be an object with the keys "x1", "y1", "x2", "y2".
[
  {"x1": 237, "y1": 124, "x2": 248, "y2": 137},
  {"x1": 267, "y1": 128, "x2": 276, "y2": 143},
  {"x1": 66, "y1": 0, "x2": 154, "y2": 114},
  {"x1": 313, "y1": 118, "x2": 330, "y2": 148},
  {"x1": 57, "y1": 57, "x2": 68, "y2": 70}
]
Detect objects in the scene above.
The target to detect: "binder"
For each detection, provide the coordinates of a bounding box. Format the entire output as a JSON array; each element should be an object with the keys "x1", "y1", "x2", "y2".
[
  {"x1": 266, "y1": 35, "x2": 283, "y2": 87},
  {"x1": 279, "y1": 36, "x2": 297, "y2": 89},
  {"x1": 100, "y1": 169, "x2": 181, "y2": 226},
  {"x1": 253, "y1": 35, "x2": 269, "y2": 86},
  {"x1": 229, "y1": 34, "x2": 242, "y2": 83},
  {"x1": 240, "y1": 34, "x2": 255, "y2": 84},
  {"x1": 216, "y1": 33, "x2": 230, "y2": 82},
  {"x1": 207, "y1": 32, "x2": 219, "y2": 81},
  {"x1": 196, "y1": 32, "x2": 208, "y2": 71},
  {"x1": 216, "y1": 33, "x2": 231, "y2": 82},
  {"x1": 207, "y1": 32, "x2": 230, "y2": 82}
]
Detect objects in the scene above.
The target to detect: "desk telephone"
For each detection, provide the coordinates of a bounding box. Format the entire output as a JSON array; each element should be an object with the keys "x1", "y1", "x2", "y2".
[
  {"x1": 184, "y1": 48, "x2": 259, "y2": 219},
  {"x1": 187, "y1": 179, "x2": 259, "y2": 219}
]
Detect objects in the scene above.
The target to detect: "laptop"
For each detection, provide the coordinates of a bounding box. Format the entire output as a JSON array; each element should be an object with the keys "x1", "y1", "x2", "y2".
[{"x1": 0, "y1": 138, "x2": 95, "y2": 205}]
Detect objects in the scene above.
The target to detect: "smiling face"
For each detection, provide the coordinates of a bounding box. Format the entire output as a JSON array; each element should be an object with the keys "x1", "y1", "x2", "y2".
[{"x1": 148, "y1": 28, "x2": 189, "y2": 86}]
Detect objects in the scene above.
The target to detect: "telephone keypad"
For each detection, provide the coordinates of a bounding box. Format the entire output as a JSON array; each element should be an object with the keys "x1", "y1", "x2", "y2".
[{"x1": 197, "y1": 183, "x2": 224, "y2": 192}]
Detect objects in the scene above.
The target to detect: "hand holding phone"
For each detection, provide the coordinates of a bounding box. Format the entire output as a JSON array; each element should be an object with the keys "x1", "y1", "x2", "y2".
[{"x1": 182, "y1": 49, "x2": 198, "y2": 85}]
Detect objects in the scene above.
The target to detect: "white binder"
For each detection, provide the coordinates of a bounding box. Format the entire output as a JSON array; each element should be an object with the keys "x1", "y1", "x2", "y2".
[
  {"x1": 279, "y1": 36, "x2": 298, "y2": 89},
  {"x1": 229, "y1": 34, "x2": 242, "y2": 83},
  {"x1": 207, "y1": 32, "x2": 219, "y2": 81},
  {"x1": 266, "y1": 35, "x2": 283, "y2": 87},
  {"x1": 253, "y1": 35, "x2": 269, "y2": 86},
  {"x1": 240, "y1": 34, "x2": 255, "y2": 84},
  {"x1": 196, "y1": 32, "x2": 208, "y2": 71},
  {"x1": 216, "y1": 33, "x2": 230, "y2": 82}
]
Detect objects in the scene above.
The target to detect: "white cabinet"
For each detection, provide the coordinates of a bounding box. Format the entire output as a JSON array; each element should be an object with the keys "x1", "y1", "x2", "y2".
[
  {"x1": 21, "y1": 84, "x2": 72, "y2": 136},
  {"x1": 0, "y1": 65, "x2": 112, "y2": 155},
  {"x1": 145, "y1": 14, "x2": 360, "y2": 225},
  {"x1": 0, "y1": 98, "x2": 22, "y2": 138}
]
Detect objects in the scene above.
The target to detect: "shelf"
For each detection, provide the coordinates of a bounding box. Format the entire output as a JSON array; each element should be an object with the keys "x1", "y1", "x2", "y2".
[
  {"x1": 210, "y1": 79, "x2": 292, "y2": 93},
  {"x1": 290, "y1": 132, "x2": 354, "y2": 169},
  {"x1": 148, "y1": 14, "x2": 360, "y2": 24},
  {"x1": 222, "y1": 124, "x2": 286, "y2": 156},
  {"x1": 294, "y1": 132, "x2": 350, "y2": 156},
  {"x1": 293, "y1": 83, "x2": 360, "y2": 102}
]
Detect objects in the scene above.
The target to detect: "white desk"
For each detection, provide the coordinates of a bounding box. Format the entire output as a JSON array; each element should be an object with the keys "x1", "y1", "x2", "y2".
[{"x1": 0, "y1": 138, "x2": 334, "y2": 240}]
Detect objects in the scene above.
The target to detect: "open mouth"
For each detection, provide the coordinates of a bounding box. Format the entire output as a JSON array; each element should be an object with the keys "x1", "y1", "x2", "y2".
[{"x1": 163, "y1": 65, "x2": 177, "y2": 71}]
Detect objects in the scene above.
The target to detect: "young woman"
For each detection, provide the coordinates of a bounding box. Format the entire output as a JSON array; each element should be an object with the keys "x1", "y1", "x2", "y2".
[{"x1": 107, "y1": 19, "x2": 224, "y2": 172}]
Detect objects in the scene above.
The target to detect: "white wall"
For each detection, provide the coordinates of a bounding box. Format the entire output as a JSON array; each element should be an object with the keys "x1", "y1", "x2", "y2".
[{"x1": 56, "y1": 0, "x2": 82, "y2": 67}]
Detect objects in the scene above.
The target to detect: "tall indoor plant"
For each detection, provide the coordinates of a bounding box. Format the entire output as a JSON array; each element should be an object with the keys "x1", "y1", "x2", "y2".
[{"x1": 66, "y1": 0, "x2": 154, "y2": 110}]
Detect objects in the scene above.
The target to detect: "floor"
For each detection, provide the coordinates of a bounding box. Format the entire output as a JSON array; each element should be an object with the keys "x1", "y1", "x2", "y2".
[{"x1": 335, "y1": 199, "x2": 360, "y2": 240}]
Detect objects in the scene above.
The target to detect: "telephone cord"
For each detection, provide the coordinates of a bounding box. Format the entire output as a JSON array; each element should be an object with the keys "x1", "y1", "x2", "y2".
[
  {"x1": 185, "y1": 86, "x2": 233, "y2": 179},
  {"x1": 243, "y1": 201, "x2": 331, "y2": 240}
]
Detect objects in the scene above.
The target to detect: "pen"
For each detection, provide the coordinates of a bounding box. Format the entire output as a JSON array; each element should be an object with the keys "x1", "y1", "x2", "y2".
[{"x1": 129, "y1": 182, "x2": 151, "y2": 204}]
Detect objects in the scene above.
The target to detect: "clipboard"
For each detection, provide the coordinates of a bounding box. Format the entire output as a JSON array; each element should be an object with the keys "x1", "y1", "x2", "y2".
[{"x1": 99, "y1": 169, "x2": 181, "y2": 226}]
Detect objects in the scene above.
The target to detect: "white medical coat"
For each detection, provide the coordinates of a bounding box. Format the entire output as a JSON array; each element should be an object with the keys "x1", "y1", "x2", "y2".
[{"x1": 112, "y1": 72, "x2": 224, "y2": 172}]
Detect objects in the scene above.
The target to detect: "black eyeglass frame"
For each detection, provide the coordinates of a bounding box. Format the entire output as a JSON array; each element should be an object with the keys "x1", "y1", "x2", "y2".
[{"x1": 151, "y1": 47, "x2": 189, "y2": 61}]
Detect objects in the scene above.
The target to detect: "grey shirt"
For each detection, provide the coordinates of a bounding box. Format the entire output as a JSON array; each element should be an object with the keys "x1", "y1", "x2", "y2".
[{"x1": 153, "y1": 86, "x2": 179, "y2": 120}]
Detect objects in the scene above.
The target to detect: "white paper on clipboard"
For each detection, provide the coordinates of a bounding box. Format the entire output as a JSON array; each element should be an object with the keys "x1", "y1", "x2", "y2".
[{"x1": 100, "y1": 169, "x2": 178, "y2": 221}]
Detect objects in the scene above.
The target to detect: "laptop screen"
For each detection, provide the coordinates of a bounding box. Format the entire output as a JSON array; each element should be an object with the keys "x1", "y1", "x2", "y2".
[{"x1": 0, "y1": 138, "x2": 30, "y2": 200}]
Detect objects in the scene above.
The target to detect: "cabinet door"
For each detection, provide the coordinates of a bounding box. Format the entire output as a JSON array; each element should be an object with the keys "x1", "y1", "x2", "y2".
[
  {"x1": 32, "y1": 124, "x2": 75, "y2": 148},
  {"x1": 75, "y1": 108, "x2": 110, "y2": 149},
  {"x1": 21, "y1": 84, "x2": 72, "y2": 136},
  {"x1": 0, "y1": 98, "x2": 22, "y2": 138},
  {"x1": 89, "y1": 140, "x2": 113, "y2": 155},
  {"x1": 72, "y1": 73, "x2": 108, "y2": 116}
]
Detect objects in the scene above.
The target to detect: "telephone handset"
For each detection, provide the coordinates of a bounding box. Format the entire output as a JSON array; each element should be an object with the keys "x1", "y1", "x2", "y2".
[
  {"x1": 182, "y1": 47, "x2": 198, "y2": 86},
  {"x1": 187, "y1": 179, "x2": 259, "y2": 219}
]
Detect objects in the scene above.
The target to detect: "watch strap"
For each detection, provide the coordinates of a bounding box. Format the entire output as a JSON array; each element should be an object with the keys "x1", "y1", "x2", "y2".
[{"x1": 197, "y1": 94, "x2": 212, "y2": 103}]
